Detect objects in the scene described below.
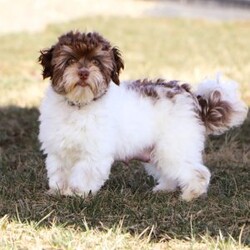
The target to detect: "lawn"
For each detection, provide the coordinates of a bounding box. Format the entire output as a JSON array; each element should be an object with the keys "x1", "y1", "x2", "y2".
[{"x1": 0, "y1": 16, "x2": 249, "y2": 249}]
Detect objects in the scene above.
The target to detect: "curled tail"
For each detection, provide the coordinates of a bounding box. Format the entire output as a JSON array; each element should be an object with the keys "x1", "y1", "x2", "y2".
[{"x1": 196, "y1": 75, "x2": 248, "y2": 135}]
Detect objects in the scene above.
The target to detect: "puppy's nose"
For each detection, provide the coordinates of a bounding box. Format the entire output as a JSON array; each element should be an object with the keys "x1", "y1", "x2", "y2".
[{"x1": 78, "y1": 68, "x2": 89, "y2": 80}]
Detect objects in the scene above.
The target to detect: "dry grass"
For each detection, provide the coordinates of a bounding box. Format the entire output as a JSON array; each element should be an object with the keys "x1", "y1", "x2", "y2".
[
  {"x1": 1, "y1": 215, "x2": 248, "y2": 250},
  {"x1": 0, "y1": 16, "x2": 249, "y2": 249}
]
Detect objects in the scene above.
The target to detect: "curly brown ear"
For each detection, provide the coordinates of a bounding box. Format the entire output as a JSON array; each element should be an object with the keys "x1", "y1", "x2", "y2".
[
  {"x1": 111, "y1": 47, "x2": 124, "y2": 85},
  {"x1": 38, "y1": 46, "x2": 55, "y2": 79}
]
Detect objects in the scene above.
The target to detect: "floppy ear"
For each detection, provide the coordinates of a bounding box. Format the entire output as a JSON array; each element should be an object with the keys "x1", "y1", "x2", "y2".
[
  {"x1": 111, "y1": 47, "x2": 124, "y2": 85},
  {"x1": 38, "y1": 46, "x2": 55, "y2": 79}
]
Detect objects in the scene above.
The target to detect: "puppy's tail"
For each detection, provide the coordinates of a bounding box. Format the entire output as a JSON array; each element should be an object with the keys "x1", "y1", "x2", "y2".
[{"x1": 196, "y1": 74, "x2": 248, "y2": 135}]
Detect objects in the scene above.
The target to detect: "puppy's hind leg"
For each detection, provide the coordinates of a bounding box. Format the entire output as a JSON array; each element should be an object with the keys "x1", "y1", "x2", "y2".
[{"x1": 154, "y1": 140, "x2": 211, "y2": 201}]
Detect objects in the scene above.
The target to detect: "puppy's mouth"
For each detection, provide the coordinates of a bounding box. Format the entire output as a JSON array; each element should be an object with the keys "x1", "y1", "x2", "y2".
[
  {"x1": 75, "y1": 80, "x2": 96, "y2": 95},
  {"x1": 76, "y1": 81, "x2": 91, "y2": 88}
]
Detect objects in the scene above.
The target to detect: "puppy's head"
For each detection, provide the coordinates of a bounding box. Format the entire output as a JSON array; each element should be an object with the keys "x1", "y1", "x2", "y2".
[{"x1": 39, "y1": 31, "x2": 124, "y2": 105}]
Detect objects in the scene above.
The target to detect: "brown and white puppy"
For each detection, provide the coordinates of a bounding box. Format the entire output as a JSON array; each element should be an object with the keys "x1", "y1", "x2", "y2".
[{"x1": 38, "y1": 31, "x2": 248, "y2": 201}]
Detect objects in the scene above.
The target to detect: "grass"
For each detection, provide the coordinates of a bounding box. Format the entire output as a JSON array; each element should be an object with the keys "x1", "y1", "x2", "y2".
[{"x1": 0, "y1": 16, "x2": 249, "y2": 249}]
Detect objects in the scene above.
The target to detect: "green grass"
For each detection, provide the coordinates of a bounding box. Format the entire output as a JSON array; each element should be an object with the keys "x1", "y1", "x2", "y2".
[{"x1": 0, "y1": 17, "x2": 249, "y2": 249}]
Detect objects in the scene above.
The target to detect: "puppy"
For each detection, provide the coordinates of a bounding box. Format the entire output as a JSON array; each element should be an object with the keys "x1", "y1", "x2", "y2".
[{"x1": 38, "y1": 31, "x2": 248, "y2": 201}]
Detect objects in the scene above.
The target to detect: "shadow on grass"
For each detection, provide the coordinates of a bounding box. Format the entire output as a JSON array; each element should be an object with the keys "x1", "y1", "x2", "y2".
[{"x1": 0, "y1": 106, "x2": 249, "y2": 245}]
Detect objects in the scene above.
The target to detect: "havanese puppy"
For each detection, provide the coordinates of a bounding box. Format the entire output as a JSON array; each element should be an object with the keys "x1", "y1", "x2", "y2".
[{"x1": 38, "y1": 31, "x2": 248, "y2": 201}]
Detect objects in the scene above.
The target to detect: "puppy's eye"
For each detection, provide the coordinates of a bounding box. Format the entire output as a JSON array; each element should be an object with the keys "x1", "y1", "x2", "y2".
[
  {"x1": 92, "y1": 59, "x2": 100, "y2": 66},
  {"x1": 67, "y1": 58, "x2": 76, "y2": 65}
]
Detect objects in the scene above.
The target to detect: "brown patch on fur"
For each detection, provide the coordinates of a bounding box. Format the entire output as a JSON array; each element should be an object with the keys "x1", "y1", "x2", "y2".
[
  {"x1": 197, "y1": 90, "x2": 233, "y2": 133},
  {"x1": 127, "y1": 79, "x2": 192, "y2": 100},
  {"x1": 38, "y1": 31, "x2": 124, "y2": 96},
  {"x1": 127, "y1": 78, "x2": 235, "y2": 136}
]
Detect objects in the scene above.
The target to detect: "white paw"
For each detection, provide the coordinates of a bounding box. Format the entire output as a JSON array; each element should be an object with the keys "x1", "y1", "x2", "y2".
[
  {"x1": 69, "y1": 176, "x2": 100, "y2": 197},
  {"x1": 46, "y1": 188, "x2": 57, "y2": 196},
  {"x1": 181, "y1": 168, "x2": 211, "y2": 201},
  {"x1": 69, "y1": 186, "x2": 95, "y2": 197},
  {"x1": 181, "y1": 185, "x2": 207, "y2": 201},
  {"x1": 46, "y1": 187, "x2": 74, "y2": 196}
]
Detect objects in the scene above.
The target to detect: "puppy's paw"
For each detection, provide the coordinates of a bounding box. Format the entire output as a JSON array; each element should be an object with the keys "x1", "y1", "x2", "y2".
[
  {"x1": 46, "y1": 188, "x2": 57, "y2": 196},
  {"x1": 46, "y1": 187, "x2": 74, "y2": 196},
  {"x1": 181, "y1": 167, "x2": 211, "y2": 201},
  {"x1": 181, "y1": 185, "x2": 207, "y2": 201},
  {"x1": 69, "y1": 180, "x2": 98, "y2": 197},
  {"x1": 70, "y1": 187, "x2": 93, "y2": 197}
]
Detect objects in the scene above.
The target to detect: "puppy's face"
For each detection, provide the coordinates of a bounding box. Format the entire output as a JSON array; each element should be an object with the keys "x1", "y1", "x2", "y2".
[{"x1": 39, "y1": 31, "x2": 124, "y2": 105}]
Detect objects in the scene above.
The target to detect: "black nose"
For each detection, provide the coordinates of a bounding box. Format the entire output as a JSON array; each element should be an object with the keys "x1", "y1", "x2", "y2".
[{"x1": 78, "y1": 68, "x2": 89, "y2": 80}]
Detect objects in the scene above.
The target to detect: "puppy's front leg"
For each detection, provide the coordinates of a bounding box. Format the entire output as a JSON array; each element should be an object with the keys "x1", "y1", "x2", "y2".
[
  {"x1": 46, "y1": 154, "x2": 71, "y2": 195},
  {"x1": 68, "y1": 156, "x2": 113, "y2": 197}
]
